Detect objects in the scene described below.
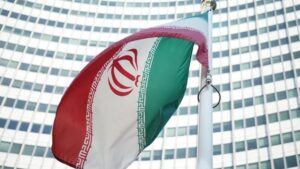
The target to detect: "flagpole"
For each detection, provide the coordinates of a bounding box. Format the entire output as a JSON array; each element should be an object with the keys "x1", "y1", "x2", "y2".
[{"x1": 197, "y1": 1, "x2": 216, "y2": 169}]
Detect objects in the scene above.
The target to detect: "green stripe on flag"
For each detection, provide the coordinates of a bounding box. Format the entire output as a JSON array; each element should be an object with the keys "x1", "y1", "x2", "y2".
[
  {"x1": 139, "y1": 37, "x2": 194, "y2": 149},
  {"x1": 137, "y1": 38, "x2": 161, "y2": 151}
]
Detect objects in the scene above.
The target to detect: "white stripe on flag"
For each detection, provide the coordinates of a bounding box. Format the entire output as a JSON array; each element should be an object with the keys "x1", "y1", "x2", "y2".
[{"x1": 84, "y1": 38, "x2": 159, "y2": 169}]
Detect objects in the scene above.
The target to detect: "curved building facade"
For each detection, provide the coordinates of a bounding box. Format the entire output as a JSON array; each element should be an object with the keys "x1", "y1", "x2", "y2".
[{"x1": 0, "y1": 0, "x2": 299, "y2": 169}]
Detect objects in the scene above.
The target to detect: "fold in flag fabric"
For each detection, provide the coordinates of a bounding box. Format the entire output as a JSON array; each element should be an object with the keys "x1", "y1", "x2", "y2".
[{"x1": 52, "y1": 13, "x2": 208, "y2": 169}]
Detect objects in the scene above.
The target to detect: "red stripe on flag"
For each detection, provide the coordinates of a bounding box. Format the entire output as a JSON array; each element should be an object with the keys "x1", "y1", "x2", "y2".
[{"x1": 52, "y1": 44, "x2": 123, "y2": 167}]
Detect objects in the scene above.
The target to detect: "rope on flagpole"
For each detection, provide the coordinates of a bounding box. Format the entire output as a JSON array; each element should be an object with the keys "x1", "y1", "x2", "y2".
[{"x1": 197, "y1": 72, "x2": 221, "y2": 108}]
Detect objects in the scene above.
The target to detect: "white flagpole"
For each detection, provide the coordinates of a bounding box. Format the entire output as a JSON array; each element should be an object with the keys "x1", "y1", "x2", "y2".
[{"x1": 197, "y1": 1, "x2": 215, "y2": 169}]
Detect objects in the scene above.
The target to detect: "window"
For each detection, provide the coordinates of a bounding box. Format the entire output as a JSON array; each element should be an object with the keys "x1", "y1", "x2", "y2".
[
  {"x1": 235, "y1": 120, "x2": 244, "y2": 129},
  {"x1": 166, "y1": 128, "x2": 175, "y2": 137},
  {"x1": 240, "y1": 32, "x2": 248, "y2": 38},
  {"x1": 247, "y1": 139, "x2": 257, "y2": 150},
  {"x1": 233, "y1": 82, "x2": 241, "y2": 89},
  {"x1": 287, "y1": 88, "x2": 298, "y2": 98},
  {"x1": 233, "y1": 62, "x2": 243, "y2": 70},
  {"x1": 153, "y1": 150, "x2": 162, "y2": 160},
  {"x1": 190, "y1": 106, "x2": 198, "y2": 114},
  {"x1": 23, "y1": 82, "x2": 32, "y2": 90},
  {"x1": 222, "y1": 101, "x2": 231, "y2": 110},
  {"x1": 259, "y1": 137, "x2": 269, "y2": 148},
  {"x1": 176, "y1": 148, "x2": 186, "y2": 159},
  {"x1": 259, "y1": 27, "x2": 267, "y2": 33},
  {"x1": 268, "y1": 113, "x2": 278, "y2": 123},
  {"x1": 50, "y1": 68, "x2": 59, "y2": 75},
  {"x1": 45, "y1": 85, "x2": 54, "y2": 93},
  {"x1": 291, "y1": 35, "x2": 299, "y2": 42},
  {"x1": 275, "y1": 73, "x2": 284, "y2": 81},
  {"x1": 291, "y1": 108, "x2": 300, "y2": 118},
  {"x1": 31, "y1": 124, "x2": 41, "y2": 133},
  {"x1": 241, "y1": 63, "x2": 250, "y2": 70},
  {"x1": 222, "y1": 84, "x2": 230, "y2": 91},
  {"x1": 19, "y1": 122, "x2": 29, "y2": 131},
  {"x1": 213, "y1": 123, "x2": 221, "y2": 132},
  {"x1": 246, "y1": 118, "x2": 255, "y2": 127},
  {"x1": 140, "y1": 151, "x2": 151, "y2": 161},
  {"x1": 40, "y1": 67, "x2": 49, "y2": 74},
  {"x1": 225, "y1": 166, "x2": 233, "y2": 169},
  {"x1": 286, "y1": 155, "x2": 297, "y2": 168},
  {"x1": 295, "y1": 131, "x2": 300, "y2": 141},
  {"x1": 243, "y1": 80, "x2": 252, "y2": 88},
  {"x1": 252, "y1": 60, "x2": 260, "y2": 68},
  {"x1": 213, "y1": 52, "x2": 220, "y2": 58},
  {"x1": 1, "y1": 78, "x2": 11, "y2": 86},
  {"x1": 222, "y1": 66, "x2": 229, "y2": 73},
  {"x1": 279, "y1": 111, "x2": 290, "y2": 121},
  {"x1": 283, "y1": 132, "x2": 293, "y2": 143},
  {"x1": 10, "y1": 143, "x2": 22, "y2": 154},
  {"x1": 266, "y1": 93, "x2": 275, "y2": 102},
  {"x1": 237, "y1": 165, "x2": 246, "y2": 169},
  {"x1": 264, "y1": 75, "x2": 273, "y2": 83},
  {"x1": 4, "y1": 98, "x2": 15, "y2": 107},
  {"x1": 34, "y1": 146, "x2": 45, "y2": 157},
  {"x1": 254, "y1": 96, "x2": 264, "y2": 105},
  {"x1": 16, "y1": 100, "x2": 26, "y2": 109},
  {"x1": 179, "y1": 107, "x2": 187, "y2": 115},
  {"x1": 271, "y1": 135, "x2": 281, "y2": 146},
  {"x1": 285, "y1": 71, "x2": 294, "y2": 78},
  {"x1": 22, "y1": 145, "x2": 34, "y2": 155},
  {"x1": 222, "y1": 50, "x2": 229, "y2": 57},
  {"x1": 277, "y1": 91, "x2": 287, "y2": 100},
  {"x1": 273, "y1": 158, "x2": 284, "y2": 169},
  {"x1": 188, "y1": 147, "x2": 197, "y2": 157},
  {"x1": 189, "y1": 126, "x2": 197, "y2": 135},
  {"x1": 263, "y1": 58, "x2": 271, "y2": 65},
  {"x1": 48, "y1": 105, "x2": 57, "y2": 113},
  {"x1": 42, "y1": 125, "x2": 52, "y2": 134},
  {"x1": 38, "y1": 103, "x2": 48, "y2": 112},
  {"x1": 271, "y1": 40, "x2": 279, "y2": 47},
  {"x1": 251, "y1": 44, "x2": 259, "y2": 51},
  {"x1": 0, "y1": 141, "x2": 10, "y2": 152},
  {"x1": 26, "y1": 102, "x2": 36, "y2": 111},
  {"x1": 177, "y1": 127, "x2": 187, "y2": 136},
  {"x1": 234, "y1": 100, "x2": 242, "y2": 109},
  {"x1": 261, "y1": 160, "x2": 271, "y2": 169},
  {"x1": 8, "y1": 120, "x2": 18, "y2": 129},
  {"x1": 236, "y1": 141, "x2": 245, "y2": 152},
  {"x1": 244, "y1": 98, "x2": 253, "y2": 107},
  {"x1": 223, "y1": 122, "x2": 232, "y2": 131},
  {"x1": 253, "y1": 77, "x2": 262, "y2": 85},
  {"x1": 250, "y1": 30, "x2": 257, "y2": 36},
  {"x1": 280, "y1": 37, "x2": 288, "y2": 45},
  {"x1": 272, "y1": 56, "x2": 281, "y2": 63},
  {"x1": 257, "y1": 115, "x2": 266, "y2": 125},
  {"x1": 223, "y1": 143, "x2": 232, "y2": 154},
  {"x1": 0, "y1": 118, "x2": 6, "y2": 128},
  {"x1": 213, "y1": 145, "x2": 221, "y2": 155},
  {"x1": 165, "y1": 149, "x2": 174, "y2": 159},
  {"x1": 0, "y1": 10, "x2": 9, "y2": 16},
  {"x1": 248, "y1": 163, "x2": 258, "y2": 169},
  {"x1": 231, "y1": 33, "x2": 239, "y2": 40}
]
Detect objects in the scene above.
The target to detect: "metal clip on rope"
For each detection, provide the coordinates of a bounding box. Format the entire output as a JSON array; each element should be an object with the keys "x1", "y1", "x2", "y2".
[{"x1": 197, "y1": 73, "x2": 221, "y2": 108}]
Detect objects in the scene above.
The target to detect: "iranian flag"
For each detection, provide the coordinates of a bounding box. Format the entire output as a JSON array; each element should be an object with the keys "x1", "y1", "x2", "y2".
[{"x1": 52, "y1": 14, "x2": 208, "y2": 169}]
